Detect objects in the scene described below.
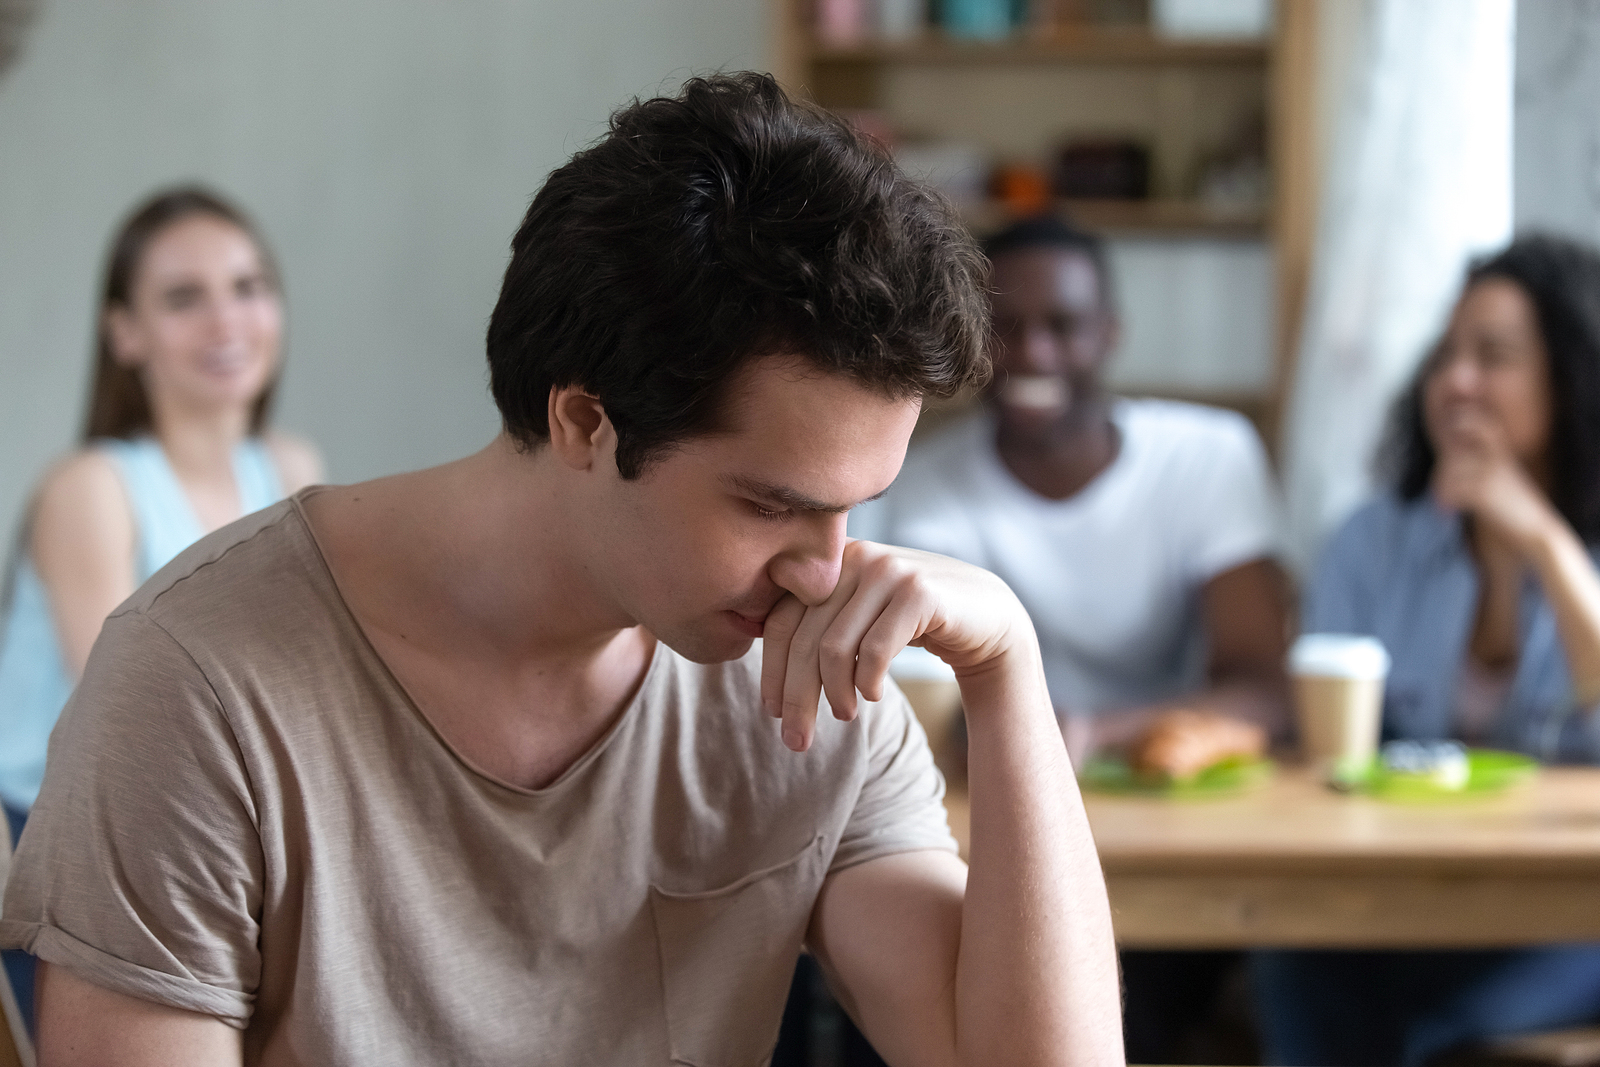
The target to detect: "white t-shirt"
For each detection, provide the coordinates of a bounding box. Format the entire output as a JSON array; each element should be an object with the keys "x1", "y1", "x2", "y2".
[{"x1": 853, "y1": 400, "x2": 1282, "y2": 716}]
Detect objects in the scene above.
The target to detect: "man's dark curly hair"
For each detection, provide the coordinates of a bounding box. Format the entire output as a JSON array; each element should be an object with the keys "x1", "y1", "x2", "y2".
[
  {"x1": 486, "y1": 72, "x2": 991, "y2": 478},
  {"x1": 1379, "y1": 234, "x2": 1600, "y2": 540}
]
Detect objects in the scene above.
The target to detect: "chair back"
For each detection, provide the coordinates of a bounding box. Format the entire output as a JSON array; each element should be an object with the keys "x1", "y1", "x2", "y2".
[{"x1": 0, "y1": 817, "x2": 34, "y2": 1067}]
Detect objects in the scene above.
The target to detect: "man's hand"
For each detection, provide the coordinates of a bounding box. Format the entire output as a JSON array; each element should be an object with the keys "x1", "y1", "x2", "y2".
[{"x1": 759, "y1": 540, "x2": 1031, "y2": 752}]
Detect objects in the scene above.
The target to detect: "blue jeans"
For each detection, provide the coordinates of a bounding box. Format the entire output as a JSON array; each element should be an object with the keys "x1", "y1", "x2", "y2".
[
  {"x1": 1252, "y1": 947, "x2": 1600, "y2": 1067},
  {"x1": 2, "y1": 804, "x2": 34, "y2": 1040}
]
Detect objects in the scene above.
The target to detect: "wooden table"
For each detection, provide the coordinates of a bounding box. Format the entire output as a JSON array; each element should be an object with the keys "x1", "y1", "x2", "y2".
[{"x1": 943, "y1": 766, "x2": 1600, "y2": 949}]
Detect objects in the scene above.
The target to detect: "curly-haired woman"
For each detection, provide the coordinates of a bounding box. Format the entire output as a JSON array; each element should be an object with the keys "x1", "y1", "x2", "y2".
[{"x1": 1256, "y1": 234, "x2": 1600, "y2": 1066}]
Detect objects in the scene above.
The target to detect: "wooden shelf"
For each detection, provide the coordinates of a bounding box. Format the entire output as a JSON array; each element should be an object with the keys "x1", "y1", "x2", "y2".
[
  {"x1": 775, "y1": 0, "x2": 1319, "y2": 443},
  {"x1": 962, "y1": 198, "x2": 1268, "y2": 238},
  {"x1": 809, "y1": 27, "x2": 1270, "y2": 67}
]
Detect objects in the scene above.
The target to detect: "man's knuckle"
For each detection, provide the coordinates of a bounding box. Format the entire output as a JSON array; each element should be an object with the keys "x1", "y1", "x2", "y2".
[
  {"x1": 858, "y1": 635, "x2": 894, "y2": 666},
  {"x1": 819, "y1": 634, "x2": 855, "y2": 660},
  {"x1": 863, "y1": 553, "x2": 899, "y2": 581},
  {"x1": 898, "y1": 569, "x2": 933, "y2": 601}
]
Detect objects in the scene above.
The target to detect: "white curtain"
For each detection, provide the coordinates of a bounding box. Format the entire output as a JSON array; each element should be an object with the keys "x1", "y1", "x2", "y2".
[{"x1": 1280, "y1": 0, "x2": 1514, "y2": 572}]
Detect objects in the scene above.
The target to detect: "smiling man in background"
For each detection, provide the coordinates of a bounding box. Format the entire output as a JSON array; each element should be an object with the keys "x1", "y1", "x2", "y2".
[{"x1": 1, "y1": 74, "x2": 1121, "y2": 1066}]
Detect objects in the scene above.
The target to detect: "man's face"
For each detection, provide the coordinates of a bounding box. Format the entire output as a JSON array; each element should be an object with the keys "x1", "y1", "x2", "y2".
[
  {"x1": 589, "y1": 357, "x2": 922, "y2": 664},
  {"x1": 987, "y1": 247, "x2": 1116, "y2": 437}
]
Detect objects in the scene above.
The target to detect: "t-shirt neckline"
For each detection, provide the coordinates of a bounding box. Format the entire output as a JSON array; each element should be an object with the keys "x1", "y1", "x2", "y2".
[
  {"x1": 979, "y1": 400, "x2": 1136, "y2": 512},
  {"x1": 285, "y1": 488, "x2": 663, "y2": 797}
]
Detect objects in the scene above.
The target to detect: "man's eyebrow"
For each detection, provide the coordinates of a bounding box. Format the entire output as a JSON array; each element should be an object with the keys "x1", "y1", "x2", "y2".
[{"x1": 726, "y1": 475, "x2": 890, "y2": 514}]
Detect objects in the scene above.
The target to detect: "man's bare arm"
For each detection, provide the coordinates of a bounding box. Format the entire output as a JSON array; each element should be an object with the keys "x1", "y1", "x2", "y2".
[
  {"x1": 808, "y1": 851, "x2": 966, "y2": 1065},
  {"x1": 762, "y1": 541, "x2": 1123, "y2": 1067},
  {"x1": 36, "y1": 963, "x2": 240, "y2": 1067}
]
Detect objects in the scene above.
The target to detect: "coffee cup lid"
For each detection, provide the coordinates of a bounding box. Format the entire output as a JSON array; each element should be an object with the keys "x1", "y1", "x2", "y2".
[{"x1": 1289, "y1": 633, "x2": 1390, "y2": 678}]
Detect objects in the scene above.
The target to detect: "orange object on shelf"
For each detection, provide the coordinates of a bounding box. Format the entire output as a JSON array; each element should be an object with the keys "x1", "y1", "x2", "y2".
[{"x1": 989, "y1": 163, "x2": 1052, "y2": 216}]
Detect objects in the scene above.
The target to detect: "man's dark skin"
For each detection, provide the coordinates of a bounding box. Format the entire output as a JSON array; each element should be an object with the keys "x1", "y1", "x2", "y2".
[{"x1": 986, "y1": 244, "x2": 1291, "y2": 762}]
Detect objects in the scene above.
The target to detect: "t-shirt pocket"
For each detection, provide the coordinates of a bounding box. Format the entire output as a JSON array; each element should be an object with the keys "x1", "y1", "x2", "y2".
[{"x1": 649, "y1": 834, "x2": 826, "y2": 1067}]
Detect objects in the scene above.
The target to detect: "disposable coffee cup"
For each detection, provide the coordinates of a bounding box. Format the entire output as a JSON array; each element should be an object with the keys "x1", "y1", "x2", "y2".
[{"x1": 1289, "y1": 634, "x2": 1390, "y2": 787}]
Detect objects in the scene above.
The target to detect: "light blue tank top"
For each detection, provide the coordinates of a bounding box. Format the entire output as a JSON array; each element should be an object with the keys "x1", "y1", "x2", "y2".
[{"x1": 0, "y1": 436, "x2": 284, "y2": 810}]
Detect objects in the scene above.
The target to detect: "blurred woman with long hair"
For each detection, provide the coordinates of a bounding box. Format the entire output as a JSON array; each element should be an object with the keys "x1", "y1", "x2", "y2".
[
  {"x1": 0, "y1": 186, "x2": 321, "y2": 848},
  {"x1": 1255, "y1": 234, "x2": 1600, "y2": 1066}
]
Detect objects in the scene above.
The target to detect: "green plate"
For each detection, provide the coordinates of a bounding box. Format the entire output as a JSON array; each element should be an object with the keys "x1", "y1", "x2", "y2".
[
  {"x1": 1079, "y1": 754, "x2": 1275, "y2": 799},
  {"x1": 1360, "y1": 748, "x2": 1538, "y2": 802}
]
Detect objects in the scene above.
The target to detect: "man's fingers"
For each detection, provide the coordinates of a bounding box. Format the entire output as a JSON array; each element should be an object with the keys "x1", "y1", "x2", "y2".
[
  {"x1": 761, "y1": 596, "x2": 806, "y2": 719},
  {"x1": 780, "y1": 636, "x2": 823, "y2": 752},
  {"x1": 816, "y1": 561, "x2": 928, "y2": 722},
  {"x1": 780, "y1": 576, "x2": 858, "y2": 751},
  {"x1": 818, "y1": 572, "x2": 905, "y2": 722},
  {"x1": 853, "y1": 599, "x2": 924, "y2": 703}
]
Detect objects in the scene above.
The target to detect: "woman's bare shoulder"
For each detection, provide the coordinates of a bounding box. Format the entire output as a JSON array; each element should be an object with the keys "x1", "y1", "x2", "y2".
[
  {"x1": 34, "y1": 449, "x2": 127, "y2": 520},
  {"x1": 29, "y1": 448, "x2": 134, "y2": 557},
  {"x1": 263, "y1": 431, "x2": 325, "y2": 493}
]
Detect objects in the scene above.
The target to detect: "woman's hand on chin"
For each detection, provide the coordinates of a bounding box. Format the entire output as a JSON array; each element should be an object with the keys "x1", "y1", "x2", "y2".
[{"x1": 1433, "y1": 409, "x2": 1564, "y2": 556}]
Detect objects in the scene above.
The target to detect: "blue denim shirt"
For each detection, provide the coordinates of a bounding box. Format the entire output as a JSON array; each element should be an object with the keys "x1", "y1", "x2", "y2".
[{"x1": 1307, "y1": 492, "x2": 1600, "y2": 762}]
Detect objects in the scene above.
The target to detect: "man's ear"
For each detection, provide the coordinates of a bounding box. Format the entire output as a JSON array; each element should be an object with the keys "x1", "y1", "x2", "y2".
[{"x1": 547, "y1": 384, "x2": 615, "y2": 472}]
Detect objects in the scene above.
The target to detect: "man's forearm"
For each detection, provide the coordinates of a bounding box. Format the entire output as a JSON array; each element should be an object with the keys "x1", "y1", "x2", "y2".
[{"x1": 955, "y1": 645, "x2": 1123, "y2": 1067}]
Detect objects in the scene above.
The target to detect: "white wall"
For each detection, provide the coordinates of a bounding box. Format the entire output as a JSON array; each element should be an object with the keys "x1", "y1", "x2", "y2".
[
  {"x1": 1515, "y1": 0, "x2": 1600, "y2": 242},
  {"x1": 0, "y1": 0, "x2": 766, "y2": 538},
  {"x1": 1105, "y1": 236, "x2": 1273, "y2": 394}
]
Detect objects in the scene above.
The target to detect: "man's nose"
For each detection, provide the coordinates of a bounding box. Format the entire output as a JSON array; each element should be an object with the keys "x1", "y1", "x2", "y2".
[{"x1": 770, "y1": 514, "x2": 849, "y2": 607}]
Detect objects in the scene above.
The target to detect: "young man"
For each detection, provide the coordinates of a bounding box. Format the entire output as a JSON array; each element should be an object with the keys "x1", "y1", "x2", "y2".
[
  {"x1": 852, "y1": 215, "x2": 1290, "y2": 1062},
  {"x1": 0, "y1": 75, "x2": 1121, "y2": 1066}
]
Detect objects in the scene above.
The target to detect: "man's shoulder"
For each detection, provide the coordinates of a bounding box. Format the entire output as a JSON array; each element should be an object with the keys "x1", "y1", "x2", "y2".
[
  {"x1": 1119, "y1": 397, "x2": 1260, "y2": 455},
  {"x1": 1116, "y1": 398, "x2": 1271, "y2": 499},
  {"x1": 113, "y1": 498, "x2": 319, "y2": 635}
]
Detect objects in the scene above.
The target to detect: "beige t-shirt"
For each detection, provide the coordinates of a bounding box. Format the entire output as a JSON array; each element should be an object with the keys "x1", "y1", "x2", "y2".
[{"x1": 1, "y1": 497, "x2": 956, "y2": 1066}]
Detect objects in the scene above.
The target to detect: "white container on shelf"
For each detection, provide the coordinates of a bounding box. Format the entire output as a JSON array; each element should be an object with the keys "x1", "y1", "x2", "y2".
[
  {"x1": 1151, "y1": 0, "x2": 1271, "y2": 39},
  {"x1": 892, "y1": 141, "x2": 990, "y2": 205},
  {"x1": 874, "y1": 0, "x2": 927, "y2": 41}
]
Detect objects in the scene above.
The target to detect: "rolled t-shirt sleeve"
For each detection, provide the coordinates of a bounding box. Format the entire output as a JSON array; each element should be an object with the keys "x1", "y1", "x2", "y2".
[
  {"x1": 830, "y1": 680, "x2": 958, "y2": 872},
  {"x1": 0, "y1": 610, "x2": 263, "y2": 1027},
  {"x1": 1177, "y1": 415, "x2": 1283, "y2": 582}
]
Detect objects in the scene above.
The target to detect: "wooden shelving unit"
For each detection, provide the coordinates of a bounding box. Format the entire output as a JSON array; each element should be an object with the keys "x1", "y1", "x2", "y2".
[
  {"x1": 809, "y1": 28, "x2": 1270, "y2": 67},
  {"x1": 964, "y1": 197, "x2": 1267, "y2": 237},
  {"x1": 773, "y1": 0, "x2": 1321, "y2": 446}
]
